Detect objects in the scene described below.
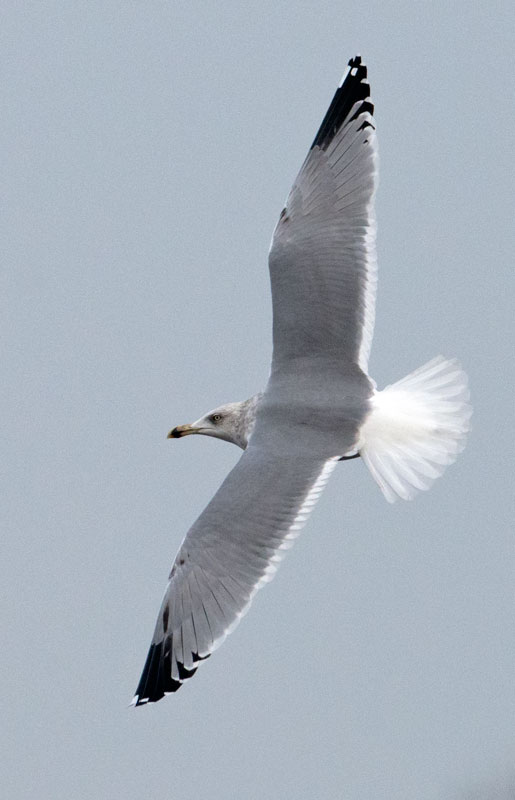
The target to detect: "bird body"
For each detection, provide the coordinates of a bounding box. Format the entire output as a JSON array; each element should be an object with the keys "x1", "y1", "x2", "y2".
[{"x1": 132, "y1": 57, "x2": 471, "y2": 706}]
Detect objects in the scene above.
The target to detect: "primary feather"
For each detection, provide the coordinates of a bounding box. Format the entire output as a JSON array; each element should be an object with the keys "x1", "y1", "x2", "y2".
[{"x1": 132, "y1": 57, "x2": 470, "y2": 706}]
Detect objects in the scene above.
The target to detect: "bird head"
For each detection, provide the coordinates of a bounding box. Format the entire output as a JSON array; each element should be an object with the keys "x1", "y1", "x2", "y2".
[{"x1": 167, "y1": 401, "x2": 251, "y2": 449}]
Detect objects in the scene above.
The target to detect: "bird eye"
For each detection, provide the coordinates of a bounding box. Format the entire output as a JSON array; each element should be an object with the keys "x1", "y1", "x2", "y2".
[{"x1": 211, "y1": 414, "x2": 222, "y2": 422}]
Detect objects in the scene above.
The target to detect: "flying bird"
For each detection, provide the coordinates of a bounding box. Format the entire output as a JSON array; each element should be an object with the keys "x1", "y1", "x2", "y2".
[{"x1": 132, "y1": 56, "x2": 471, "y2": 706}]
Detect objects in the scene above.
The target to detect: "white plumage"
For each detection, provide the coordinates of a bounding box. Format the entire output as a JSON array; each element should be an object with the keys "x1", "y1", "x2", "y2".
[
  {"x1": 132, "y1": 57, "x2": 471, "y2": 706},
  {"x1": 359, "y1": 356, "x2": 471, "y2": 502}
]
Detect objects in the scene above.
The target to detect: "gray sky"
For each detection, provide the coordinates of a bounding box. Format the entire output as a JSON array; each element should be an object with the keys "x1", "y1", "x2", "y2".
[{"x1": 3, "y1": 2, "x2": 515, "y2": 798}]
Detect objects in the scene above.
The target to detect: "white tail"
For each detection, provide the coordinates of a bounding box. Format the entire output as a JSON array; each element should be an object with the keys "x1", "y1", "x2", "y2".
[{"x1": 359, "y1": 356, "x2": 472, "y2": 503}]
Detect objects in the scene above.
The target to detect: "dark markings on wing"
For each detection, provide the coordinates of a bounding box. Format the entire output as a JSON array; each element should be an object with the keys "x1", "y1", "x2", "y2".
[
  {"x1": 311, "y1": 55, "x2": 374, "y2": 151},
  {"x1": 132, "y1": 640, "x2": 210, "y2": 706},
  {"x1": 192, "y1": 651, "x2": 210, "y2": 664}
]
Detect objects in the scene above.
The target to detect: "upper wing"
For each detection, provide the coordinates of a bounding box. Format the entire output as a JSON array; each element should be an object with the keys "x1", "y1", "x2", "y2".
[
  {"x1": 269, "y1": 56, "x2": 378, "y2": 374},
  {"x1": 132, "y1": 447, "x2": 337, "y2": 705}
]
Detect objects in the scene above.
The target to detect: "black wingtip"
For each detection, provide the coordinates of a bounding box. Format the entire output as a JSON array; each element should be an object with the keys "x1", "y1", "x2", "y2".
[
  {"x1": 311, "y1": 55, "x2": 374, "y2": 151},
  {"x1": 131, "y1": 642, "x2": 181, "y2": 707},
  {"x1": 131, "y1": 640, "x2": 209, "y2": 707}
]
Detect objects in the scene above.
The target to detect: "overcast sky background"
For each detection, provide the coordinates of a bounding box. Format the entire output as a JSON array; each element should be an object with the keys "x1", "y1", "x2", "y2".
[{"x1": 3, "y1": 2, "x2": 515, "y2": 798}]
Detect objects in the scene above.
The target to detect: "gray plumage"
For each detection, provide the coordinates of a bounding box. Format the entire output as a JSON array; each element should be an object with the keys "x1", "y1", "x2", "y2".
[{"x1": 133, "y1": 57, "x2": 470, "y2": 705}]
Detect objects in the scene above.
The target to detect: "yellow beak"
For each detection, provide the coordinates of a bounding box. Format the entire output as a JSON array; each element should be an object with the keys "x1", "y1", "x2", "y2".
[{"x1": 167, "y1": 424, "x2": 197, "y2": 439}]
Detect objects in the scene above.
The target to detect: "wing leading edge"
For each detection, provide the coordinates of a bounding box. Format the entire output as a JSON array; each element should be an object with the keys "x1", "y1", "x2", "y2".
[
  {"x1": 269, "y1": 55, "x2": 378, "y2": 374},
  {"x1": 132, "y1": 450, "x2": 337, "y2": 705}
]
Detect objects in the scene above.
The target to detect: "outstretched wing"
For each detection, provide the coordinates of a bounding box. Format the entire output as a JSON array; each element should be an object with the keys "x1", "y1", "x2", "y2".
[
  {"x1": 132, "y1": 448, "x2": 337, "y2": 705},
  {"x1": 269, "y1": 56, "x2": 378, "y2": 374}
]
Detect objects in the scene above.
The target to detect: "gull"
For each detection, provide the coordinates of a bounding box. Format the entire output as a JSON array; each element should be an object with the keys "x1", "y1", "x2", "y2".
[{"x1": 132, "y1": 56, "x2": 471, "y2": 706}]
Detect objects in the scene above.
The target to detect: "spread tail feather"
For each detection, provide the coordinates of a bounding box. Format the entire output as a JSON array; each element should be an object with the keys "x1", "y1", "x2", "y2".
[{"x1": 359, "y1": 356, "x2": 472, "y2": 502}]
